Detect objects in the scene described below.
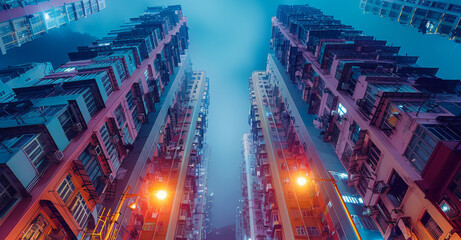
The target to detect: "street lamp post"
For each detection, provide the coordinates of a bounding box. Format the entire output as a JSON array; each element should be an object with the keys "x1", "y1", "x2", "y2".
[
  {"x1": 85, "y1": 185, "x2": 167, "y2": 240},
  {"x1": 297, "y1": 172, "x2": 362, "y2": 240}
]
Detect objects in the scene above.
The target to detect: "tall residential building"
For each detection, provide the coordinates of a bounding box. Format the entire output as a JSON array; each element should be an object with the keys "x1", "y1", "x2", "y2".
[
  {"x1": 248, "y1": 70, "x2": 370, "y2": 240},
  {"x1": 204, "y1": 191, "x2": 214, "y2": 238},
  {"x1": 236, "y1": 133, "x2": 266, "y2": 240},
  {"x1": 193, "y1": 144, "x2": 211, "y2": 240},
  {"x1": 359, "y1": 0, "x2": 461, "y2": 42},
  {"x1": 136, "y1": 71, "x2": 209, "y2": 240},
  {"x1": 0, "y1": 62, "x2": 53, "y2": 102},
  {"x1": 0, "y1": 0, "x2": 106, "y2": 54},
  {"x1": 266, "y1": 4, "x2": 461, "y2": 240},
  {"x1": 0, "y1": 5, "x2": 195, "y2": 240}
]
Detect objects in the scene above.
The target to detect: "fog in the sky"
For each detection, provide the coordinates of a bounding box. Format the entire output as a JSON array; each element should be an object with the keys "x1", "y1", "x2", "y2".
[{"x1": 2, "y1": 0, "x2": 461, "y2": 229}]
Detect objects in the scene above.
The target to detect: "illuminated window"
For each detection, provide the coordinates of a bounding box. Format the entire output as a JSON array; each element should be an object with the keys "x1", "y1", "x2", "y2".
[
  {"x1": 337, "y1": 103, "x2": 347, "y2": 116},
  {"x1": 22, "y1": 214, "x2": 49, "y2": 240},
  {"x1": 440, "y1": 200, "x2": 457, "y2": 218},
  {"x1": 63, "y1": 67, "x2": 75, "y2": 72}
]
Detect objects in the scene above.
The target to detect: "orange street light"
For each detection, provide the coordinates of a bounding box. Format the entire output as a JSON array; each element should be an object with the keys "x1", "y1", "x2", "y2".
[
  {"x1": 102, "y1": 186, "x2": 168, "y2": 240},
  {"x1": 156, "y1": 190, "x2": 168, "y2": 200},
  {"x1": 128, "y1": 201, "x2": 137, "y2": 210},
  {"x1": 297, "y1": 176, "x2": 307, "y2": 186}
]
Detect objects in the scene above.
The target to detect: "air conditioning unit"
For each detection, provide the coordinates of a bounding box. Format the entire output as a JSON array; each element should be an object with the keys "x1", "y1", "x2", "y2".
[
  {"x1": 374, "y1": 181, "x2": 390, "y2": 194},
  {"x1": 51, "y1": 150, "x2": 64, "y2": 161},
  {"x1": 90, "y1": 145, "x2": 102, "y2": 156},
  {"x1": 72, "y1": 122, "x2": 83, "y2": 132}
]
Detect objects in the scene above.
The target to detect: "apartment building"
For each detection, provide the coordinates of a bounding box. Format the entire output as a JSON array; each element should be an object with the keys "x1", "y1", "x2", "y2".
[
  {"x1": 247, "y1": 71, "x2": 356, "y2": 239},
  {"x1": 236, "y1": 133, "x2": 267, "y2": 240},
  {"x1": 269, "y1": 4, "x2": 461, "y2": 240},
  {"x1": 137, "y1": 71, "x2": 209, "y2": 240},
  {"x1": 0, "y1": 62, "x2": 53, "y2": 102},
  {"x1": 359, "y1": 0, "x2": 461, "y2": 42},
  {"x1": 0, "y1": 0, "x2": 106, "y2": 54},
  {"x1": 0, "y1": 5, "x2": 192, "y2": 239}
]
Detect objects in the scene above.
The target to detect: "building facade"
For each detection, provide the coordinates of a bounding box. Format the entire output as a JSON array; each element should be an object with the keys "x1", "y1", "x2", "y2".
[
  {"x1": 359, "y1": 0, "x2": 461, "y2": 42},
  {"x1": 0, "y1": 5, "x2": 194, "y2": 239},
  {"x1": 236, "y1": 133, "x2": 266, "y2": 240},
  {"x1": 269, "y1": 4, "x2": 461, "y2": 240},
  {"x1": 0, "y1": 62, "x2": 53, "y2": 102},
  {"x1": 246, "y1": 71, "x2": 350, "y2": 240},
  {"x1": 0, "y1": 0, "x2": 106, "y2": 54},
  {"x1": 136, "y1": 71, "x2": 209, "y2": 240}
]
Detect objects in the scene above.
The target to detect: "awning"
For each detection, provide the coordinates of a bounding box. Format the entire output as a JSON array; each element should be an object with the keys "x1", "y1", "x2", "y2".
[
  {"x1": 39, "y1": 200, "x2": 77, "y2": 240},
  {"x1": 71, "y1": 160, "x2": 101, "y2": 205}
]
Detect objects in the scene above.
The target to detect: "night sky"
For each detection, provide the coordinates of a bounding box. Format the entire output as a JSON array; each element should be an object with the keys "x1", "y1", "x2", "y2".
[{"x1": 2, "y1": 0, "x2": 461, "y2": 230}]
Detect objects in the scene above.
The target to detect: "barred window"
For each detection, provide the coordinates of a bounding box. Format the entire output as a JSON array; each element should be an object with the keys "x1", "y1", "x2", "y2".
[
  {"x1": 69, "y1": 193, "x2": 91, "y2": 227},
  {"x1": 57, "y1": 174, "x2": 75, "y2": 203}
]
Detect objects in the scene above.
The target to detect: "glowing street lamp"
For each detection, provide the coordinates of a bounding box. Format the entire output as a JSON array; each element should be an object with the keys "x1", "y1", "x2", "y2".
[
  {"x1": 100, "y1": 186, "x2": 168, "y2": 240},
  {"x1": 128, "y1": 201, "x2": 137, "y2": 210},
  {"x1": 297, "y1": 176, "x2": 307, "y2": 186},
  {"x1": 156, "y1": 190, "x2": 167, "y2": 200},
  {"x1": 296, "y1": 172, "x2": 362, "y2": 240}
]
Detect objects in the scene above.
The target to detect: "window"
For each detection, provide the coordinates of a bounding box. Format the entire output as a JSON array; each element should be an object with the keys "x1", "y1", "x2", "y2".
[
  {"x1": 131, "y1": 106, "x2": 142, "y2": 132},
  {"x1": 350, "y1": 121, "x2": 361, "y2": 144},
  {"x1": 302, "y1": 209, "x2": 313, "y2": 217},
  {"x1": 306, "y1": 226, "x2": 319, "y2": 236},
  {"x1": 326, "y1": 94, "x2": 334, "y2": 109},
  {"x1": 69, "y1": 193, "x2": 91, "y2": 227},
  {"x1": 83, "y1": 88, "x2": 98, "y2": 117},
  {"x1": 122, "y1": 125, "x2": 133, "y2": 144},
  {"x1": 176, "y1": 222, "x2": 186, "y2": 236},
  {"x1": 58, "y1": 108, "x2": 77, "y2": 141},
  {"x1": 387, "y1": 170, "x2": 408, "y2": 207},
  {"x1": 114, "y1": 104, "x2": 126, "y2": 127},
  {"x1": 114, "y1": 60, "x2": 126, "y2": 83},
  {"x1": 99, "y1": 124, "x2": 120, "y2": 171},
  {"x1": 78, "y1": 145, "x2": 104, "y2": 194},
  {"x1": 138, "y1": 79, "x2": 145, "y2": 95},
  {"x1": 357, "y1": 166, "x2": 372, "y2": 196},
  {"x1": 366, "y1": 142, "x2": 381, "y2": 171},
  {"x1": 376, "y1": 199, "x2": 390, "y2": 232},
  {"x1": 362, "y1": 85, "x2": 378, "y2": 114},
  {"x1": 144, "y1": 70, "x2": 149, "y2": 81},
  {"x1": 337, "y1": 103, "x2": 347, "y2": 116},
  {"x1": 101, "y1": 72, "x2": 113, "y2": 96},
  {"x1": 330, "y1": 124, "x2": 341, "y2": 148},
  {"x1": 296, "y1": 226, "x2": 306, "y2": 236},
  {"x1": 0, "y1": 174, "x2": 18, "y2": 217},
  {"x1": 420, "y1": 211, "x2": 443, "y2": 239},
  {"x1": 22, "y1": 214, "x2": 49, "y2": 240},
  {"x1": 381, "y1": 104, "x2": 399, "y2": 134},
  {"x1": 63, "y1": 67, "x2": 75, "y2": 72},
  {"x1": 23, "y1": 134, "x2": 47, "y2": 171},
  {"x1": 126, "y1": 90, "x2": 135, "y2": 110},
  {"x1": 57, "y1": 174, "x2": 75, "y2": 203},
  {"x1": 439, "y1": 200, "x2": 457, "y2": 218},
  {"x1": 404, "y1": 125, "x2": 461, "y2": 173},
  {"x1": 272, "y1": 212, "x2": 279, "y2": 222}
]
